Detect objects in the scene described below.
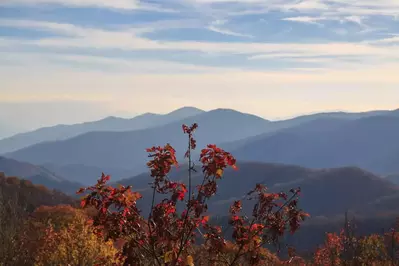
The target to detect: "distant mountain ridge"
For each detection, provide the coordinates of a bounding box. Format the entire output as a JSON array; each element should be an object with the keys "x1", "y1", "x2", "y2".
[
  {"x1": 0, "y1": 107, "x2": 205, "y2": 154},
  {"x1": 219, "y1": 108, "x2": 399, "y2": 151},
  {"x1": 41, "y1": 163, "x2": 134, "y2": 185},
  {"x1": 4, "y1": 107, "x2": 399, "y2": 180},
  {"x1": 2, "y1": 107, "x2": 397, "y2": 155},
  {"x1": 4, "y1": 108, "x2": 271, "y2": 174},
  {"x1": 230, "y1": 115, "x2": 399, "y2": 175},
  {"x1": 0, "y1": 156, "x2": 82, "y2": 194},
  {"x1": 386, "y1": 173, "x2": 399, "y2": 185}
]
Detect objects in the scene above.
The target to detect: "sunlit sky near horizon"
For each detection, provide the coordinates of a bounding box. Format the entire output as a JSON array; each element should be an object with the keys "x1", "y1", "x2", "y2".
[{"x1": 0, "y1": 0, "x2": 399, "y2": 136}]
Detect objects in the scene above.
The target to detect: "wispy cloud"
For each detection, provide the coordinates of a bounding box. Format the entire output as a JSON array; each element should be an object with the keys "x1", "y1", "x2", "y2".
[
  {"x1": 368, "y1": 35, "x2": 399, "y2": 44},
  {"x1": 344, "y1": 15, "x2": 364, "y2": 26},
  {"x1": 207, "y1": 26, "x2": 253, "y2": 37},
  {"x1": 0, "y1": 19, "x2": 87, "y2": 36},
  {"x1": 0, "y1": 0, "x2": 176, "y2": 12},
  {"x1": 191, "y1": 0, "x2": 399, "y2": 17},
  {"x1": 281, "y1": 0, "x2": 330, "y2": 12},
  {"x1": 4, "y1": 0, "x2": 399, "y2": 18},
  {"x1": 1, "y1": 19, "x2": 398, "y2": 69},
  {"x1": 281, "y1": 14, "x2": 374, "y2": 35},
  {"x1": 282, "y1": 16, "x2": 324, "y2": 26},
  {"x1": 207, "y1": 20, "x2": 253, "y2": 38},
  {"x1": 0, "y1": 51, "x2": 238, "y2": 74},
  {"x1": 282, "y1": 15, "x2": 367, "y2": 26}
]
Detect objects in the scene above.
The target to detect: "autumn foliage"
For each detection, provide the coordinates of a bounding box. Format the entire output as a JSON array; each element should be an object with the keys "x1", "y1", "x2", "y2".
[
  {"x1": 10, "y1": 205, "x2": 119, "y2": 266},
  {"x1": 77, "y1": 123, "x2": 309, "y2": 265},
  {"x1": 313, "y1": 217, "x2": 399, "y2": 265}
]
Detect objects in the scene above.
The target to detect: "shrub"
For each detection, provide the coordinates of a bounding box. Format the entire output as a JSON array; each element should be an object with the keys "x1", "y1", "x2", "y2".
[
  {"x1": 19, "y1": 205, "x2": 121, "y2": 266},
  {"x1": 78, "y1": 124, "x2": 309, "y2": 265},
  {"x1": 313, "y1": 217, "x2": 399, "y2": 265}
]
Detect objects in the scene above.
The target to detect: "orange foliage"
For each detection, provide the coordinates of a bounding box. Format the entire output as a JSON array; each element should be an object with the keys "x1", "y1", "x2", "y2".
[{"x1": 19, "y1": 205, "x2": 121, "y2": 266}]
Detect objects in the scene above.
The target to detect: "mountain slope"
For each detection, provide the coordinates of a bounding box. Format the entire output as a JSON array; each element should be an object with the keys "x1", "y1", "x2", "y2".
[
  {"x1": 385, "y1": 173, "x2": 399, "y2": 185},
  {"x1": 230, "y1": 115, "x2": 399, "y2": 175},
  {"x1": 219, "y1": 108, "x2": 399, "y2": 151},
  {"x1": 41, "y1": 163, "x2": 134, "y2": 185},
  {"x1": 0, "y1": 107, "x2": 204, "y2": 154},
  {"x1": 272, "y1": 109, "x2": 398, "y2": 126},
  {"x1": 0, "y1": 156, "x2": 83, "y2": 194},
  {"x1": 114, "y1": 162, "x2": 399, "y2": 217},
  {"x1": 5, "y1": 109, "x2": 270, "y2": 174},
  {"x1": 0, "y1": 173, "x2": 78, "y2": 213},
  {"x1": 0, "y1": 172, "x2": 78, "y2": 261},
  {"x1": 0, "y1": 125, "x2": 17, "y2": 140}
]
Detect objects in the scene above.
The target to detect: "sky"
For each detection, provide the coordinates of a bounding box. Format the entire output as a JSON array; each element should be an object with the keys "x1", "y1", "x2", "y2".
[{"x1": 0, "y1": 0, "x2": 399, "y2": 136}]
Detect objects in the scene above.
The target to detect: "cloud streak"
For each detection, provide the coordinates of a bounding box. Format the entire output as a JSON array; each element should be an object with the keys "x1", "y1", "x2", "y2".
[
  {"x1": 0, "y1": 51, "x2": 239, "y2": 74},
  {"x1": 207, "y1": 20, "x2": 253, "y2": 37},
  {"x1": 282, "y1": 16, "x2": 324, "y2": 26},
  {"x1": 1, "y1": 19, "x2": 398, "y2": 59},
  {"x1": 0, "y1": 0, "x2": 177, "y2": 12},
  {"x1": 0, "y1": 18, "x2": 398, "y2": 77},
  {"x1": 190, "y1": 0, "x2": 399, "y2": 17}
]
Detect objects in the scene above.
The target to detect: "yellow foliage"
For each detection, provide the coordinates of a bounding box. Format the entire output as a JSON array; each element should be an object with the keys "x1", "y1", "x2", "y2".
[
  {"x1": 164, "y1": 250, "x2": 174, "y2": 263},
  {"x1": 186, "y1": 255, "x2": 194, "y2": 266},
  {"x1": 33, "y1": 207, "x2": 122, "y2": 266},
  {"x1": 216, "y1": 168, "x2": 224, "y2": 177},
  {"x1": 357, "y1": 234, "x2": 388, "y2": 264}
]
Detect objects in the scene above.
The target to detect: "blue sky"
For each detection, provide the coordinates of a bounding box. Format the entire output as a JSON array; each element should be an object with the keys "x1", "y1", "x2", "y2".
[{"x1": 0, "y1": 0, "x2": 398, "y2": 136}]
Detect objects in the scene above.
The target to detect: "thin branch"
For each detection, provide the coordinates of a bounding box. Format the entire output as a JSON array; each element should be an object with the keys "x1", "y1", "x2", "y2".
[
  {"x1": 188, "y1": 132, "x2": 192, "y2": 201},
  {"x1": 147, "y1": 185, "x2": 162, "y2": 266},
  {"x1": 175, "y1": 133, "x2": 194, "y2": 264},
  {"x1": 228, "y1": 189, "x2": 301, "y2": 266},
  {"x1": 229, "y1": 218, "x2": 257, "y2": 266},
  {"x1": 276, "y1": 189, "x2": 300, "y2": 214}
]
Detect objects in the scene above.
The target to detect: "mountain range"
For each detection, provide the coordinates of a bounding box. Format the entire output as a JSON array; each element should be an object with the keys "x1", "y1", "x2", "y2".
[
  {"x1": 3, "y1": 107, "x2": 399, "y2": 180},
  {"x1": 0, "y1": 107, "x2": 204, "y2": 154},
  {"x1": 1, "y1": 107, "x2": 396, "y2": 156},
  {"x1": 0, "y1": 156, "x2": 82, "y2": 194},
  {"x1": 230, "y1": 115, "x2": 399, "y2": 175},
  {"x1": 3, "y1": 108, "x2": 271, "y2": 176},
  {"x1": 41, "y1": 163, "x2": 134, "y2": 185}
]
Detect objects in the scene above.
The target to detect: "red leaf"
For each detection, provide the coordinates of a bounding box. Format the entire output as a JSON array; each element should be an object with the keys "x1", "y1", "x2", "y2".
[{"x1": 201, "y1": 216, "x2": 210, "y2": 225}]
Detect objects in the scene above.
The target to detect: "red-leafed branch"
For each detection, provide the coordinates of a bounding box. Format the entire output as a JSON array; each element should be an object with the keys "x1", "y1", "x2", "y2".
[{"x1": 77, "y1": 123, "x2": 308, "y2": 265}]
